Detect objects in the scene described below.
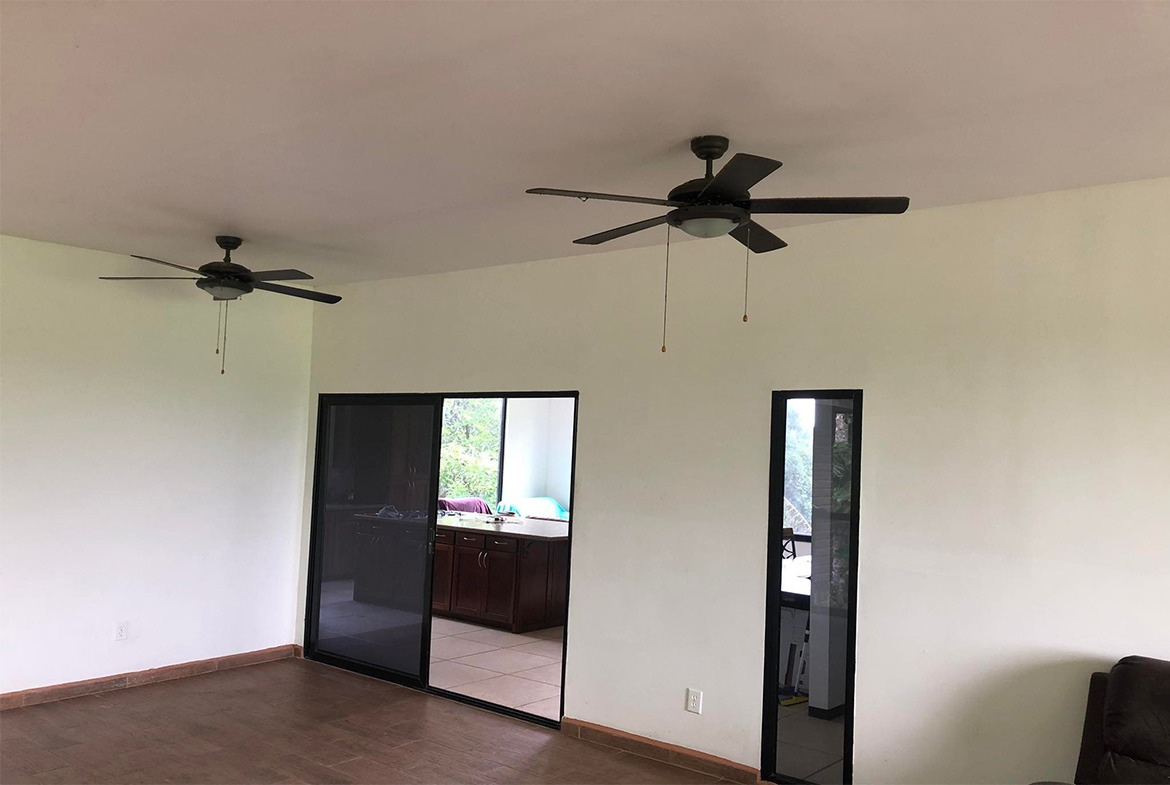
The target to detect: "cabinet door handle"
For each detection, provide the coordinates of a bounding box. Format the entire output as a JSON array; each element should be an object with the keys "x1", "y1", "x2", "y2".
[{"x1": 483, "y1": 552, "x2": 489, "y2": 568}]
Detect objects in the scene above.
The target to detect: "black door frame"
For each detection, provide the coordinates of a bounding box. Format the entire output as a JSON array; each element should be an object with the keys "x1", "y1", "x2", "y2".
[
  {"x1": 303, "y1": 392, "x2": 445, "y2": 689},
  {"x1": 303, "y1": 390, "x2": 580, "y2": 730},
  {"x1": 760, "y1": 390, "x2": 863, "y2": 784}
]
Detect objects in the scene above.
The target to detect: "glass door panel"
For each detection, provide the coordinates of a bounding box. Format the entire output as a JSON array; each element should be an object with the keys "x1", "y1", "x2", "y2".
[
  {"x1": 766, "y1": 392, "x2": 860, "y2": 784},
  {"x1": 308, "y1": 398, "x2": 440, "y2": 682}
]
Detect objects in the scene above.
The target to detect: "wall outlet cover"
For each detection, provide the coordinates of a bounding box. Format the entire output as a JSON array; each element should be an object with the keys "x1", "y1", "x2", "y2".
[
  {"x1": 115, "y1": 621, "x2": 129, "y2": 641},
  {"x1": 686, "y1": 687, "x2": 703, "y2": 714}
]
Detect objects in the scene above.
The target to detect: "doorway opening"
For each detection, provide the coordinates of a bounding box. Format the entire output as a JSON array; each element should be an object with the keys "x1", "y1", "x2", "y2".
[
  {"x1": 303, "y1": 391, "x2": 577, "y2": 729},
  {"x1": 761, "y1": 391, "x2": 862, "y2": 784},
  {"x1": 428, "y1": 395, "x2": 573, "y2": 721}
]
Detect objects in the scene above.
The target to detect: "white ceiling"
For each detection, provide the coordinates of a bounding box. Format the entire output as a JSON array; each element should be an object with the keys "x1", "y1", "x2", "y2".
[{"x1": 3, "y1": 1, "x2": 1169, "y2": 283}]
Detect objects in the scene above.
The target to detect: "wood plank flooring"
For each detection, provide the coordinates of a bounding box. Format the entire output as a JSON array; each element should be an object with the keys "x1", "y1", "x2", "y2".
[{"x1": 0, "y1": 658, "x2": 726, "y2": 784}]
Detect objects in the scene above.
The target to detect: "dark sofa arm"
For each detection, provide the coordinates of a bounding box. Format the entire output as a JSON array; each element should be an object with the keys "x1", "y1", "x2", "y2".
[{"x1": 1074, "y1": 672, "x2": 1110, "y2": 784}]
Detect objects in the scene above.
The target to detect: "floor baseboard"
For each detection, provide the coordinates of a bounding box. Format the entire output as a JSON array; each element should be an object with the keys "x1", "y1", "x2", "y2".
[
  {"x1": 561, "y1": 716, "x2": 760, "y2": 784},
  {"x1": 0, "y1": 644, "x2": 302, "y2": 711}
]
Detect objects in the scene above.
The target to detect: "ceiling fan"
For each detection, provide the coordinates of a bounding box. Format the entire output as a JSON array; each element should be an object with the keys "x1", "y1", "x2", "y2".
[
  {"x1": 100, "y1": 235, "x2": 342, "y2": 304},
  {"x1": 528, "y1": 135, "x2": 909, "y2": 252}
]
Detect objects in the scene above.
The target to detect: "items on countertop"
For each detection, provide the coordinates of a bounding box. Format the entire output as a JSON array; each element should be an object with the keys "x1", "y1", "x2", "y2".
[{"x1": 374, "y1": 505, "x2": 426, "y2": 520}]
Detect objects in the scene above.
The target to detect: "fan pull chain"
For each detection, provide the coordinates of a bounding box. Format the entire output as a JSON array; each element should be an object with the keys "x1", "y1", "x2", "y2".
[
  {"x1": 742, "y1": 223, "x2": 751, "y2": 323},
  {"x1": 215, "y1": 301, "x2": 223, "y2": 354},
  {"x1": 220, "y1": 300, "x2": 230, "y2": 375},
  {"x1": 661, "y1": 224, "x2": 672, "y2": 353}
]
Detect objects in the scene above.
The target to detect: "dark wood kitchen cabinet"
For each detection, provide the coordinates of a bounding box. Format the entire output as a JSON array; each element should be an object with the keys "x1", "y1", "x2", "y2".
[
  {"x1": 430, "y1": 530, "x2": 454, "y2": 613},
  {"x1": 433, "y1": 526, "x2": 567, "y2": 633},
  {"x1": 352, "y1": 518, "x2": 427, "y2": 611},
  {"x1": 384, "y1": 407, "x2": 434, "y2": 513},
  {"x1": 483, "y1": 545, "x2": 517, "y2": 625},
  {"x1": 320, "y1": 504, "x2": 382, "y2": 580},
  {"x1": 451, "y1": 534, "x2": 488, "y2": 616}
]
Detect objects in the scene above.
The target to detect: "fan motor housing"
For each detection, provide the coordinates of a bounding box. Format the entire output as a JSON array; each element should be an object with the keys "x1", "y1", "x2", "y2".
[
  {"x1": 668, "y1": 178, "x2": 713, "y2": 204},
  {"x1": 668, "y1": 177, "x2": 751, "y2": 205},
  {"x1": 198, "y1": 261, "x2": 254, "y2": 280}
]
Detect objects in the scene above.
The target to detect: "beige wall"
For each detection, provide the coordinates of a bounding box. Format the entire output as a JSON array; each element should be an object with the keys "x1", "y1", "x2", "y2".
[
  {"x1": 3, "y1": 176, "x2": 1166, "y2": 781},
  {"x1": 305, "y1": 178, "x2": 1170, "y2": 783},
  {"x1": 0, "y1": 236, "x2": 314, "y2": 693}
]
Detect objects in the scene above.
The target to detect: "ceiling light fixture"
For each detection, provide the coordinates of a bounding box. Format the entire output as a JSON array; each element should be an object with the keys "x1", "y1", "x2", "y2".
[
  {"x1": 196, "y1": 278, "x2": 252, "y2": 301},
  {"x1": 666, "y1": 205, "x2": 747, "y2": 238}
]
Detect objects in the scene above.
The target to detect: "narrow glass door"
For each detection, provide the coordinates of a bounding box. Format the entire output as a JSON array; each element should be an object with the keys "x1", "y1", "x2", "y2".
[
  {"x1": 307, "y1": 397, "x2": 441, "y2": 682},
  {"x1": 763, "y1": 392, "x2": 861, "y2": 784}
]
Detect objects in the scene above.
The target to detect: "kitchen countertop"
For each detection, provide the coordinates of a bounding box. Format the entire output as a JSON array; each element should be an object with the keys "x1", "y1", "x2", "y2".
[{"x1": 438, "y1": 515, "x2": 569, "y2": 541}]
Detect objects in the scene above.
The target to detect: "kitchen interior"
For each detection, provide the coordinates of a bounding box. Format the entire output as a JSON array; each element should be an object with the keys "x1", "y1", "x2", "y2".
[
  {"x1": 428, "y1": 396, "x2": 574, "y2": 721},
  {"x1": 312, "y1": 394, "x2": 575, "y2": 722}
]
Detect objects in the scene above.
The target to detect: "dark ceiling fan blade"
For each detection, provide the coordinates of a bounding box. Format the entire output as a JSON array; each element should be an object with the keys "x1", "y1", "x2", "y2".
[
  {"x1": 130, "y1": 254, "x2": 205, "y2": 274},
  {"x1": 699, "y1": 153, "x2": 783, "y2": 200},
  {"x1": 250, "y1": 269, "x2": 314, "y2": 281},
  {"x1": 745, "y1": 196, "x2": 910, "y2": 214},
  {"x1": 574, "y1": 215, "x2": 669, "y2": 245},
  {"x1": 252, "y1": 281, "x2": 341, "y2": 304},
  {"x1": 527, "y1": 188, "x2": 681, "y2": 207},
  {"x1": 99, "y1": 276, "x2": 200, "y2": 280},
  {"x1": 730, "y1": 221, "x2": 788, "y2": 253}
]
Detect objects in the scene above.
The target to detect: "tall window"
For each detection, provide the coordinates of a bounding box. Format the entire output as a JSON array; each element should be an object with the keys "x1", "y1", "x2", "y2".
[
  {"x1": 784, "y1": 399, "x2": 815, "y2": 535},
  {"x1": 439, "y1": 398, "x2": 504, "y2": 507}
]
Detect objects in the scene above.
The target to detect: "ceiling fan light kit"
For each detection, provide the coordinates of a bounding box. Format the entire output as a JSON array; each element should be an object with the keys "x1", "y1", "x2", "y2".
[
  {"x1": 527, "y1": 134, "x2": 910, "y2": 350},
  {"x1": 666, "y1": 205, "x2": 747, "y2": 238},
  {"x1": 196, "y1": 278, "x2": 252, "y2": 301}
]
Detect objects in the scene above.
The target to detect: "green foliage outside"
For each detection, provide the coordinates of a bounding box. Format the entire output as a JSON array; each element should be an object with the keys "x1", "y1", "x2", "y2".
[
  {"x1": 831, "y1": 437, "x2": 853, "y2": 514},
  {"x1": 784, "y1": 401, "x2": 855, "y2": 608},
  {"x1": 784, "y1": 403, "x2": 813, "y2": 533},
  {"x1": 439, "y1": 398, "x2": 503, "y2": 508}
]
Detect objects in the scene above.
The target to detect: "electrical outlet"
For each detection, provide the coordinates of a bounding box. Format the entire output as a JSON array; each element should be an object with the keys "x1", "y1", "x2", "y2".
[
  {"x1": 115, "y1": 621, "x2": 128, "y2": 641},
  {"x1": 685, "y1": 687, "x2": 703, "y2": 714}
]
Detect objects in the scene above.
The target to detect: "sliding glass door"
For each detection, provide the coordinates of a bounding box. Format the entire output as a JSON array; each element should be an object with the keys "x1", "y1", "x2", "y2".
[{"x1": 306, "y1": 395, "x2": 442, "y2": 683}]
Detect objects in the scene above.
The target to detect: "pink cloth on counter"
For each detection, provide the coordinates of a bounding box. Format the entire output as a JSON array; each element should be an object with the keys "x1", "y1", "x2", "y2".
[{"x1": 437, "y1": 497, "x2": 492, "y2": 514}]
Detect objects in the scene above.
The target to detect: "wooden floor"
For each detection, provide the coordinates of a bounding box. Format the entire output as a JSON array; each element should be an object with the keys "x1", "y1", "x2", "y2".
[{"x1": 0, "y1": 658, "x2": 726, "y2": 784}]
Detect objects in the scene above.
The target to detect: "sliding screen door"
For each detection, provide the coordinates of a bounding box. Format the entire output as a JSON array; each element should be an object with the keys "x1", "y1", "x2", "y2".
[{"x1": 306, "y1": 396, "x2": 441, "y2": 683}]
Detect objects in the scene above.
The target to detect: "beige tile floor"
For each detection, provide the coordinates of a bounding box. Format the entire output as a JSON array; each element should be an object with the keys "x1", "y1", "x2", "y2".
[
  {"x1": 775, "y1": 701, "x2": 846, "y2": 783},
  {"x1": 428, "y1": 617, "x2": 563, "y2": 720}
]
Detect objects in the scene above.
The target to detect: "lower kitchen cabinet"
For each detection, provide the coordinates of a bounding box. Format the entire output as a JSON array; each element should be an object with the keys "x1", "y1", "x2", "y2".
[
  {"x1": 320, "y1": 504, "x2": 382, "y2": 580},
  {"x1": 431, "y1": 540, "x2": 454, "y2": 613},
  {"x1": 431, "y1": 527, "x2": 567, "y2": 633},
  {"x1": 483, "y1": 547, "x2": 517, "y2": 625},
  {"x1": 451, "y1": 538, "x2": 488, "y2": 617},
  {"x1": 352, "y1": 518, "x2": 428, "y2": 611}
]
